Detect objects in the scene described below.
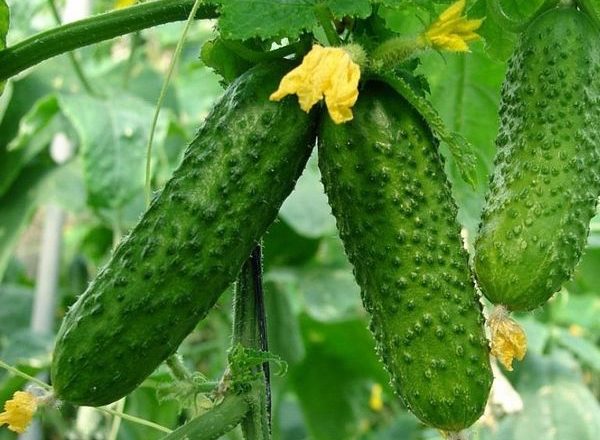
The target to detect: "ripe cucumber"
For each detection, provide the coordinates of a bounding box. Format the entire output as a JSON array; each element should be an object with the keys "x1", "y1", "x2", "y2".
[
  {"x1": 474, "y1": 6, "x2": 600, "y2": 311},
  {"x1": 51, "y1": 62, "x2": 317, "y2": 406},
  {"x1": 318, "y1": 82, "x2": 492, "y2": 431}
]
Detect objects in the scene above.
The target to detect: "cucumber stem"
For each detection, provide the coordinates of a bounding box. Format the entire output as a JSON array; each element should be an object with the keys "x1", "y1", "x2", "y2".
[
  {"x1": 166, "y1": 355, "x2": 195, "y2": 382},
  {"x1": 370, "y1": 36, "x2": 423, "y2": 70},
  {"x1": 160, "y1": 392, "x2": 251, "y2": 440},
  {"x1": 232, "y1": 244, "x2": 271, "y2": 440},
  {"x1": 314, "y1": 4, "x2": 341, "y2": 46},
  {"x1": 0, "y1": 0, "x2": 218, "y2": 82}
]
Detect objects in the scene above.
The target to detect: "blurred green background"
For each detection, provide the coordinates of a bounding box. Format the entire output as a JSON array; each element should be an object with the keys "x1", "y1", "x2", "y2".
[{"x1": 0, "y1": 1, "x2": 598, "y2": 439}]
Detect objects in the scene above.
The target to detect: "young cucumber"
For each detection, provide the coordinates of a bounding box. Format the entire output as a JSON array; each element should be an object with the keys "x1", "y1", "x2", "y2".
[
  {"x1": 51, "y1": 62, "x2": 317, "y2": 406},
  {"x1": 318, "y1": 82, "x2": 492, "y2": 431},
  {"x1": 474, "y1": 6, "x2": 600, "y2": 311}
]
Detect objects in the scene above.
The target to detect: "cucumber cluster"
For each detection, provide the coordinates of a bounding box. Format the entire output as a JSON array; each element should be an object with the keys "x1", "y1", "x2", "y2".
[{"x1": 53, "y1": 6, "x2": 600, "y2": 430}]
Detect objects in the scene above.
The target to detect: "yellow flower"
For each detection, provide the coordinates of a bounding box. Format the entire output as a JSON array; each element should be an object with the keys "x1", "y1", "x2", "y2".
[
  {"x1": 488, "y1": 306, "x2": 527, "y2": 371},
  {"x1": 114, "y1": 0, "x2": 137, "y2": 9},
  {"x1": 0, "y1": 391, "x2": 38, "y2": 434},
  {"x1": 420, "y1": 0, "x2": 483, "y2": 52},
  {"x1": 369, "y1": 383, "x2": 383, "y2": 411},
  {"x1": 270, "y1": 45, "x2": 361, "y2": 124}
]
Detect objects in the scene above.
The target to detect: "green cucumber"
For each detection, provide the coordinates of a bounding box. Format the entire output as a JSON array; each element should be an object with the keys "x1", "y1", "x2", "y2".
[
  {"x1": 474, "y1": 6, "x2": 600, "y2": 311},
  {"x1": 51, "y1": 62, "x2": 317, "y2": 406},
  {"x1": 318, "y1": 82, "x2": 492, "y2": 431}
]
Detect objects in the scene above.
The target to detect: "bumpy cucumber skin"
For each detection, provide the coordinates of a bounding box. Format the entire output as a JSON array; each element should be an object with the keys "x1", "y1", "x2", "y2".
[
  {"x1": 474, "y1": 7, "x2": 600, "y2": 311},
  {"x1": 52, "y1": 62, "x2": 316, "y2": 406},
  {"x1": 318, "y1": 82, "x2": 492, "y2": 431}
]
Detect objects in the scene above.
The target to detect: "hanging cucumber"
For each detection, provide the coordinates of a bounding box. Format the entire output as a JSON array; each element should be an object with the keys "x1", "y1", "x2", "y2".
[
  {"x1": 474, "y1": 5, "x2": 600, "y2": 312},
  {"x1": 51, "y1": 62, "x2": 317, "y2": 406},
  {"x1": 318, "y1": 81, "x2": 493, "y2": 431}
]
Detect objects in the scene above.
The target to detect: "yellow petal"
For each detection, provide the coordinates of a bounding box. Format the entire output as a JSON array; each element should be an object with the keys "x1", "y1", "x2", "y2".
[
  {"x1": 270, "y1": 45, "x2": 361, "y2": 124},
  {"x1": 430, "y1": 35, "x2": 470, "y2": 52},
  {"x1": 488, "y1": 306, "x2": 527, "y2": 371},
  {"x1": 114, "y1": 0, "x2": 137, "y2": 9},
  {"x1": 422, "y1": 0, "x2": 483, "y2": 52},
  {"x1": 455, "y1": 17, "x2": 485, "y2": 33},
  {"x1": 438, "y1": 0, "x2": 466, "y2": 23},
  {"x1": 0, "y1": 391, "x2": 38, "y2": 434},
  {"x1": 369, "y1": 383, "x2": 383, "y2": 411}
]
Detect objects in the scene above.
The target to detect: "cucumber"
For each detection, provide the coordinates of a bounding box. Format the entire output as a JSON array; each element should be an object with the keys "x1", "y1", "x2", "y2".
[
  {"x1": 318, "y1": 81, "x2": 492, "y2": 431},
  {"x1": 474, "y1": 6, "x2": 600, "y2": 311},
  {"x1": 51, "y1": 62, "x2": 317, "y2": 406}
]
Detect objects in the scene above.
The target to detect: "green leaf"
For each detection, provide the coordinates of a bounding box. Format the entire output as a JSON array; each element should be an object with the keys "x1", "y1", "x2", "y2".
[
  {"x1": 263, "y1": 218, "x2": 321, "y2": 269},
  {"x1": 279, "y1": 153, "x2": 337, "y2": 238},
  {"x1": 0, "y1": 0, "x2": 9, "y2": 95},
  {"x1": 0, "y1": 95, "x2": 62, "y2": 196},
  {"x1": 217, "y1": 0, "x2": 371, "y2": 40},
  {"x1": 470, "y1": 0, "x2": 517, "y2": 61},
  {"x1": 0, "y1": 285, "x2": 32, "y2": 336},
  {"x1": 0, "y1": 157, "x2": 57, "y2": 282},
  {"x1": 580, "y1": 0, "x2": 600, "y2": 28},
  {"x1": 471, "y1": 0, "x2": 548, "y2": 61},
  {"x1": 265, "y1": 281, "x2": 306, "y2": 366},
  {"x1": 299, "y1": 268, "x2": 362, "y2": 322},
  {"x1": 515, "y1": 316, "x2": 550, "y2": 355},
  {"x1": 201, "y1": 38, "x2": 254, "y2": 84},
  {"x1": 1, "y1": 329, "x2": 53, "y2": 368},
  {"x1": 567, "y1": 246, "x2": 600, "y2": 295},
  {"x1": 420, "y1": 45, "x2": 506, "y2": 235},
  {"x1": 549, "y1": 293, "x2": 600, "y2": 333},
  {"x1": 493, "y1": 351, "x2": 600, "y2": 440},
  {"x1": 58, "y1": 93, "x2": 168, "y2": 211},
  {"x1": 119, "y1": 387, "x2": 180, "y2": 440},
  {"x1": 553, "y1": 328, "x2": 600, "y2": 372},
  {"x1": 290, "y1": 316, "x2": 390, "y2": 440}
]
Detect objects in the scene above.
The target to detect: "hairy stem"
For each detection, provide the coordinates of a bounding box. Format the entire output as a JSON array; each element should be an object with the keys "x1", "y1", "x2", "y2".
[
  {"x1": 232, "y1": 245, "x2": 271, "y2": 439},
  {"x1": 160, "y1": 393, "x2": 250, "y2": 440},
  {"x1": 0, "y1": 0, "x2": 218, "y2": 82},
  {"x1": 166, "y1": 354, "x2": 195, "y2": 382},
  {"x1": 314, "y1": 4, "x2": 341, "y2": 46}
]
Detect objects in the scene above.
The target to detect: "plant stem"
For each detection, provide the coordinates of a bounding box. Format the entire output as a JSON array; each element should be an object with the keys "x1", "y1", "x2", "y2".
[
  {"x1": 166, "y1": 354, "x2": 194, "y2": 382},
  {"x1": 160, "y1": 393, "x2": 250, "y2": 440},
  {"x1": 144, "y1": 0, "x2": 203, "y2": 207},
  {"x1": 0, "y1": 0, "x2": 218, "y2": 82},
  {"x1": 97, "y1": 406, "x2": 172, "y2": 433},
  {"x1": 232, "y1": 245, "x2": 271, "y2": 440},
  {"x1": 107, "y1": 398, "x2": 126, "y2": 440},
  {"x1": 123, "y1": 32, "x2": 144, "y2": 88},
  {"x1": 0, "y1": 359, "x2": 52, "y2": 391},
  {"x1": 370, "y1": 36, "x2": 422, "y2": 70},
  {"x1": 220, "y1": 40, "x2": 299, "y2": 63},
  {"x1": 46, "y1": 0, "x2": 96, "y2": 94},
  {"x1": 314, "y1": 4, "x2": 340, "y2": 46}
]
